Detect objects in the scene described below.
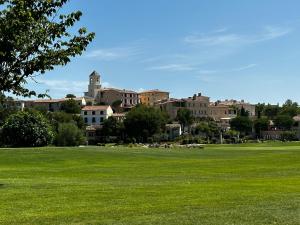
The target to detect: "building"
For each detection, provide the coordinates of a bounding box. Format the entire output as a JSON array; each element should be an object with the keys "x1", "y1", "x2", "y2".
[
  {"x1": 81, "y1": 105, "x2": 113, "y2": 126},
  {"x1": 156, "y1": 98, "x2": 186, "y2": 120},
  {"x1": 183, "y1": 93, "x2": 210, "y2": 118},
  {"x1": 208, "y1": 102, "x2": 237, "y2": 121},
  {"x1": 96, "y1": 88, "x2": 139, "y2": 108},
  {"x1": 24, "y1": 97, "x2": 87, "y2": 112},
  {"x1": 218, "y1": 99, "x2": 256, "y2": 117},
  {"x1": 84, "y1": 71, "x2": 139, "y2": 108},
  {"x1": 156, "y1": 93, "x2": 210, "y2": 120},
  {"x1": 84, "y1": 71, "x2": 102, "y2": 98},
  {"x1": 139, "y1": 89, "x2": 169, "y2": 106}
]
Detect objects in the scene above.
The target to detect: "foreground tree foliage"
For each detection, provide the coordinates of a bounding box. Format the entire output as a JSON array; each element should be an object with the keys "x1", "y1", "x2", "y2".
[
  {"x1": 1, "y1": 111, "x2": 53, "y2": 147},
  {"x1": 54, "y1": 123, "x2": 85, "y2": 146},
  {"x1": 230, "y1": 116, "x2": 253, "y2": 135},
  {"x1": 176, "y1": 108, "x2": 194, "y2": 133},
  {"x1": 0, "y1": 0, "x2": 95, "y2": 96},
  {"x1": 60, "y1": 99, "x2": 81, "y2": 114},
  {"x1": 124, "y1": 105, "x2": 168, "y2": 143}
]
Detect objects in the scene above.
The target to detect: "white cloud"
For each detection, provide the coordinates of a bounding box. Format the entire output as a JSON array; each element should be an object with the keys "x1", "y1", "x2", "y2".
[
  {"x1": 36, "y1": 79, "x2": 88, "y2": 97},
  {"x1": 147, "y1": 64, "x2": 196, "y2": 72},
  {"x1": 184, "y1": 34, "x2": 241, "y2": 46},
  {"x1": 85, "y1": 46, "x2": 142, "y2": 61},
  {"x1": 231, "y1": 64, "x2": 258, "y2": 72},
  {"x1": 184, "y1": 25, "x2": 292, "y2": 47}
]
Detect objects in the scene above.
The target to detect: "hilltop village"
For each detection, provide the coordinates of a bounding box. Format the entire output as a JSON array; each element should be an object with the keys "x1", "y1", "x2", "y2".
[{"x1": 2, "y1": 70, "x2": 300, "y2": 145}]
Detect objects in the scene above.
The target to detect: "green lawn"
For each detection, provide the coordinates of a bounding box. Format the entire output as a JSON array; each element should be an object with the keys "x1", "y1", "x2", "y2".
[{"x1": 0, "y1": 144, "x2": 299, "y2": 225}]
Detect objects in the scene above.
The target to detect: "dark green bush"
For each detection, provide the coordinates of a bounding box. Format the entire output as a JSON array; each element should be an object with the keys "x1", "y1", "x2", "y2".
[
  {"x1": 1, "y1": 111, "x2": 53, "y2": 147},
  {"x1": 54, "y1": 123, "x2": 85, "y2": 146}
]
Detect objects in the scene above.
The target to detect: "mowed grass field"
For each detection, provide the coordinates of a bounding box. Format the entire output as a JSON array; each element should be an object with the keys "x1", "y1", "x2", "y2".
[{"x1": 0, "y1": 143, "x2": 299, "y2": 225}]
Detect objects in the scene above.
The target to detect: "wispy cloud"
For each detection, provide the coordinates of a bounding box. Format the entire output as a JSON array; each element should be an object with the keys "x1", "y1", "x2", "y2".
[
  {"x1": 85, "y1": 46, "x2": 142, "y2": 61},
  {"x1": 231, "y1": 64, "x2": 258, "y2": 72},
  {"x1": 147, "y1": 64, "x2": 196, "y2": 72},
  {"x1": 37, "y1": 79, "x2": 88, "y2": 94},
  {"x1": 184, "y1": 25, "x2": 292, "y2": 46}
]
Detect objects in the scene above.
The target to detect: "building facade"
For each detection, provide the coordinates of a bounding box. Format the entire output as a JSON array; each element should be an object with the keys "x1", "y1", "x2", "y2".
[
  {"x1": 24, "y1": 97, "x2": 86, "y2": 112},
  {"x1": 84, "y1": 71, "x2": 139, "y2": 108},
  {"x1": 81, "y1": 105, "x2": 113, "y2": 125},
  {"x1": 156, "y1": 93, "x2": 210, "y2": 120},
  {"x1": 139, "y1": 89, "x2": 169, "y2": 106}
]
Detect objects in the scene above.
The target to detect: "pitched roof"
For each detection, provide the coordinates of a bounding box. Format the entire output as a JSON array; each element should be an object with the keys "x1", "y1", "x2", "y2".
[
  {"x1": 101, "y1": 88, "x2": 137, "y2": 94},
  {"x1": 139, "y1": 89, "x2": 169, "y2": 94},
  {"x1": 32, "y1": 97, "x2": 85, "y2": 104},
  {"x1": 82, "y1": 105, "x2": 110, "y2": 111}
]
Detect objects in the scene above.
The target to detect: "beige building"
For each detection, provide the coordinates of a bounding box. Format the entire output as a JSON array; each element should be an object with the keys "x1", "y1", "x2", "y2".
[
  {"x1": 156, "y1": 93, "x2": 210, "y2": 120},
  {"x1": 24, "y1": 97, "x2": 86, "y2": 112},
  {"x1": 96, "y1": 88, "x2": 139, "y2": 108},
  {"x1": 139, "y1": 89, "x2": 169, "y2": 106},
  {"x1": 208, "y1": 102, "x2": 237, "y2": 121},
  {"x1": 218, "y1": 99, "x2": 256, "y2": 117},
  {"x1": 183, "y1": 93, "x2": 210, "y2": 118},
  {"x1": 84, "y1": 71, "x2": 139, "y2": 108}
]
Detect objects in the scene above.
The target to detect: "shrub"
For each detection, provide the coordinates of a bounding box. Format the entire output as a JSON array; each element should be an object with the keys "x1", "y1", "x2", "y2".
[
  {"x1": 54, "y1": 123, "x2": 85, "y2": 146},
  {"x1": 280, "y1": 131, "x2": 298, "y2": 141},
  {"x1": 1, "y1": 111, "x2": 53, "y2": 147}
]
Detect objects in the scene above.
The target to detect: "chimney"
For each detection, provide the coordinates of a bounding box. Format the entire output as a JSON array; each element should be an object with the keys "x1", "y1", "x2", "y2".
[{"x1": 198, "y1": 93, "x2": 202, "y2": 97}]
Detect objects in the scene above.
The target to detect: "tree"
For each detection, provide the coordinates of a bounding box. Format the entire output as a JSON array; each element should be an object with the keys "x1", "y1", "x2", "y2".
[
  {"x1": 47, "y1": 111, "x2": 85, "y2": 132},
  {"x1": 111, "y1": 100, "x2": 123, "y2": 113},
  {"x1": 66, "y1": 94, "x2": 76, "y2": 98},
  {"x1": 54, "y1": 123, "x2": 85, "y2": 146},
  {"x1": 102, "y1": 117, "x2": 124, "y2": 137},
  {"x1": 230, "y1": 116, "x2": 253, "y2": 135},
  {"x1": 60, "y1": 99, "x2": 81, "y2": 114},
  {"x1": 274, "y1": 115, "x2": 294, "y2": 130},
  {"x1": 264, "y1": 104, "x2": 280, "y2": 119},
  {"x1": 176, "y1": 108, "x2": 194, "y2": 133},
  {"x1": 1, "y1": 111, "x2": 53, "y2": 147},
  {"x1": 239, "y1": 107, "x2": 250, "y2": 117},
  {"x1": 0, "y1": 0, "x2": 95, "y2": 97},
  {"x1": 195, "y1": 121, "x2": 219, "y2": 142},
  {"x1": 124, "y1": 105, "x2": 168, "y2": 143},
  {"x1": 256, "y1": 103, "x2": 265, "y2": 119},
  {"x1": 254, "y1": 117, "x2": 269, "y2": 137},
  {"x1": 280, "y1": 99, "x2": 299, "y2": 117}
]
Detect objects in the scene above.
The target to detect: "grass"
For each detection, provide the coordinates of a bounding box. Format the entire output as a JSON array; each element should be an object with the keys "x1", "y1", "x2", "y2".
[{"x1": 0, "y1": 143, "x2": 299, "y2": 225}]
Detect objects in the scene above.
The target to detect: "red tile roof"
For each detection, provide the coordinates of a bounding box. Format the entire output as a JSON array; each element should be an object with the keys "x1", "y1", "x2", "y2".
[{"x1": 82, "y1": 106, "x2": 110, "y2": 111}]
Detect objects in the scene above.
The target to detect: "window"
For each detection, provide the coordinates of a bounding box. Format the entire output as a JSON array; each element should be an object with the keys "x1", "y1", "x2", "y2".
[
  {"x1": 92, "y1": 111, "x2": 95, "y2": 115},
  {"x1": 100, "y1": 117, "x2": 104, "y2": 123},
  {"x1": 84, "y1": 118, "x2": 88, "y2": 123},
  {"x1": 92, "y1": 117, "x2": 96, "y2": 123},
  {"x1": 100, "y1": 111, "x2": 104, "y2": 115},
  {"x1": 84, "y1": 111, "x2": 87, "y2": 115}
]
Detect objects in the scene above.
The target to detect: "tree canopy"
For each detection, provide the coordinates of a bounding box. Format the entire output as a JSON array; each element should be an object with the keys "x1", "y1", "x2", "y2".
[
  {"x1": 0, "y1": 0, "x2": 95, "y2": 96},
  {"x1": 1, "y1": 111, "x2": 53, "y2": 147},
  {"x1": 124, "y1": 105, "x2": 168, "y2": 143},
  {"x1": 176, "y1": 108, "x2": 194, "y2": 132}
]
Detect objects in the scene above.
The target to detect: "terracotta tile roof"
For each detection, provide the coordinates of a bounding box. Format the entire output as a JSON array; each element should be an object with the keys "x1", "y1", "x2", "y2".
[
  {"x1": 102, "y1": 88, "x2": 137, "y2": 94},
  {"x1": 139, "y1": 89, "x2": 169, "y2": 94},
  {"x1": 32, "y1": 97, "x2": 85, "y2": 104},
  {"x1": 82, "y1": 106, "x2": 110, "y2": 111}
]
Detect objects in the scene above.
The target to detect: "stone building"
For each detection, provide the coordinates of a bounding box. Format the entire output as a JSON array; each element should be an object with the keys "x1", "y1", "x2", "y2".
[
  {"x1": 84, "y1": 71, "x2": 139, "y2": 108},
  {"x1": 156, "y1": 93, "x2": 210, "y2": 120},
  {"x1": 139, "y1": 89, "x2": 169, "y2": 106}
]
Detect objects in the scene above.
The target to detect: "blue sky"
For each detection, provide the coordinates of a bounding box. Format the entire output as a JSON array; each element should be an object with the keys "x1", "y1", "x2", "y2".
[{"x1": 28, "y1": 0, "x2": 300, "y2": 104}]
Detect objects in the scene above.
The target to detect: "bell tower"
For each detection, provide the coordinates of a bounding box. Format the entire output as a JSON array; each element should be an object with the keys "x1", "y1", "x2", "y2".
[{"x1": 85, "y1": 71, "x2": 102, "y2": 98}]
